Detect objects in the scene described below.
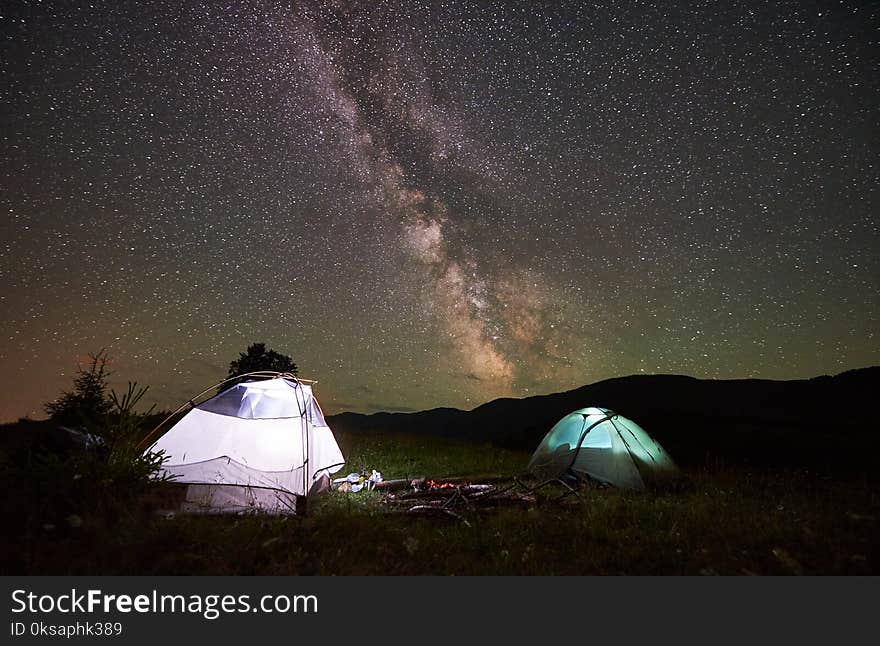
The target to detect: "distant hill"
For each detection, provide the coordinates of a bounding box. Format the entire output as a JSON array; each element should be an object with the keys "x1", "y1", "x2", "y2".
[{"x1": 328, "y1": 367, "x2": 880, "y2": 470}]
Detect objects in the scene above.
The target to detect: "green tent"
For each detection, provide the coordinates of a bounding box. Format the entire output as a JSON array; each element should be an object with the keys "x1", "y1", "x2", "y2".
[{"x1": 528, "y1": 407, "x2": 679, "y2": 490}]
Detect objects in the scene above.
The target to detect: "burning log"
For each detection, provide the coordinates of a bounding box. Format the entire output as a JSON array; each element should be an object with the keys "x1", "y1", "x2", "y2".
[
  {"x1": 383, "y1": 479, "x2": 536, "y2": 516},
  {"x1": 373, "y1": 474, "x2": 521, "y2": 492},
  {"x1": 379, "y1": 475, "x2": 540, "y2": 526}
]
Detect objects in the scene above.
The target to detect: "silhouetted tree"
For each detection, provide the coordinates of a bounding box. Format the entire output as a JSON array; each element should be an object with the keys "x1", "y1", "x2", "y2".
[
  {"x1": 44, "y1": 350, "x2": 113, "y2": 428},
  {"x1": 222, "y1": 343, "x2": 298, "y2": 391}
]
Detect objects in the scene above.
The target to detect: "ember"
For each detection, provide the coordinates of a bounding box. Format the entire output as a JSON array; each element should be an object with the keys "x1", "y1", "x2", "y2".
[{"x1": 425, "y1": 479, "x2": 463, "y2": 489}]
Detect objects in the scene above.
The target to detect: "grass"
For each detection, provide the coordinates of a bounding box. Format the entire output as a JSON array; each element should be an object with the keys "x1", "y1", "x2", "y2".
[
  {"x1": 2, "y1": 429, "x2": 877, "y2": 575},
  {"x1": 333, "y1": 428, "x2": 528, "y2": 480}
]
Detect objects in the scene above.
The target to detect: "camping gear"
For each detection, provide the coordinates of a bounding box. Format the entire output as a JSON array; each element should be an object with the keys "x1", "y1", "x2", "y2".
[
  {"x1": 333, "y1": 469, "x2": 383, "y2": 492},
  {"x1": 145, "y1": 374, "x2": 344, "y2": 514},
  {"x1": 528, "y1": 407, "x2": 678, "y2": 490}
]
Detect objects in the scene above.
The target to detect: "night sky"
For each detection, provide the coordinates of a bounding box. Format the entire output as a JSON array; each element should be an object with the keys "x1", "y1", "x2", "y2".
[{"x1": 1, "y1": 0, "x2": 877, "y2": 422}]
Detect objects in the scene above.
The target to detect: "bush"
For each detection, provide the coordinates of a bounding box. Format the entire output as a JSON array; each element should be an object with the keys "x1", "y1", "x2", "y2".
[{"x1": 0, "y1": 379, "x2": 170, "y2": 573}]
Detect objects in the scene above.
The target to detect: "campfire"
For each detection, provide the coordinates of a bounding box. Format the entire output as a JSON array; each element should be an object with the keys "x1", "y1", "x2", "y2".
[
  {"x1": 424, "y1": 479, "x2": 459, "y2": 489},
  {"x1": 381, "y1": 476, "x2": 536, "y2": 525}
]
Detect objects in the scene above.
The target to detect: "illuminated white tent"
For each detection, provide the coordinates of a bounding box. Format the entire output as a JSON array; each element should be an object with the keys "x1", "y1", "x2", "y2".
[
  {"x1": 146, "y1": 375, "x2": 344, "y2": 514},
  {"x1": 528, "y1": 407, "x2": 679, "y2": 490}
]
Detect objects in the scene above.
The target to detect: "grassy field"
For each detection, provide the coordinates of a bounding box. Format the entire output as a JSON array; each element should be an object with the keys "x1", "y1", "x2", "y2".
[{"x1": 3, "y1": 428, "x2": 877, "y2": 575}]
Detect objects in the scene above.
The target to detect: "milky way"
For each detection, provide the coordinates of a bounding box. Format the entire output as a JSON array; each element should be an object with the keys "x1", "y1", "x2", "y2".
[{"x1": 1, "y1": 0, "x2": 877, "y2": 421}]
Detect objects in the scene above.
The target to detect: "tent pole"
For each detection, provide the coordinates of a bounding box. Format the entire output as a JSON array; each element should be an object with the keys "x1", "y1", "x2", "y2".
[{"x1": 564, "y1": 411, "x2": 617, "y2": 475}]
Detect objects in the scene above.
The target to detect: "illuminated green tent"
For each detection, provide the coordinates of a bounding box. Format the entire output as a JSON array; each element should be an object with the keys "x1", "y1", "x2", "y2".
[{"x1": 528, "y1": 407, "x2": 679, "y2": 490}]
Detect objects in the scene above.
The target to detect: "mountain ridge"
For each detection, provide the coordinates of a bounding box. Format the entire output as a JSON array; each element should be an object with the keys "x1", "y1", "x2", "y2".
[{"x1": 328, "y1": 367, "x2": 880, "y2": 470}]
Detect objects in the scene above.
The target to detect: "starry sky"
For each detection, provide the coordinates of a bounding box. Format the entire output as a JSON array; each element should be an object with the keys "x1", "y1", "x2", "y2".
[{"x1": 1, "y1": 0, "x2": 877, "y2": 422}]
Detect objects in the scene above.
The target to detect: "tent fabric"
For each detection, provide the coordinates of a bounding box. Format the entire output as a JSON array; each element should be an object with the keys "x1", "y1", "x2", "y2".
[
  {"x1": 180, "y1": 483, "x2": 301, "y2": 515},
  {"x1": 197, "y1": 378, "x2": 327, "y2": 422},
  {"x1": 528, "y1": 407, "x2": 678, "y2": 490},
  {"x1": 148, "y1": 377, "x2": 344, "y2": 514}
]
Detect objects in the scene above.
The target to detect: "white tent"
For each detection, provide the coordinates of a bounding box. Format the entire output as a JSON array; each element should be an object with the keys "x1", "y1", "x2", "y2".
[
  {"x1": 528, "y1": 407, "x2": 679, "y2": 490},
  {"x1": 147, "y1": 376, "x2": 344, "y2": 514}
]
